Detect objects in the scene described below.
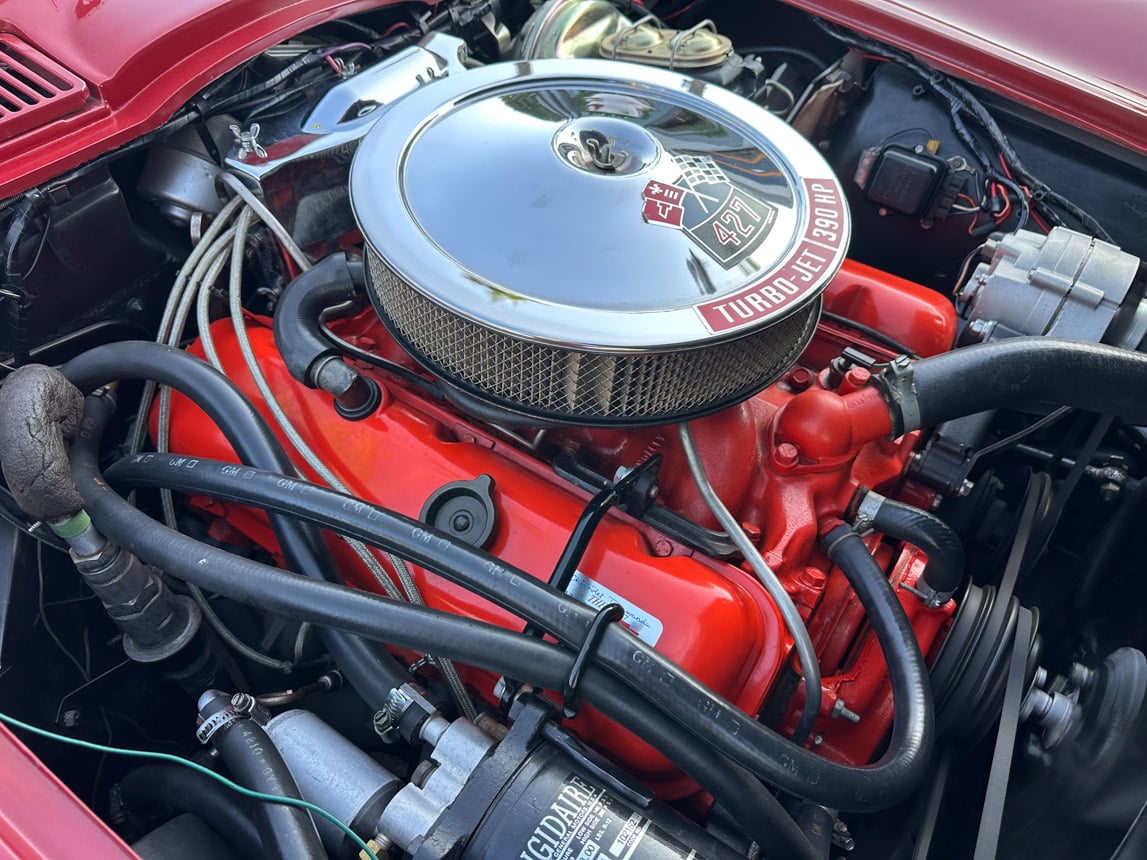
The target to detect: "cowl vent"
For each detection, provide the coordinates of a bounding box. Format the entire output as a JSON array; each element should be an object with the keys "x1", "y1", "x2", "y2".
[{"x1": 0, "y1": 35, "x2": 88, "y2": 142}]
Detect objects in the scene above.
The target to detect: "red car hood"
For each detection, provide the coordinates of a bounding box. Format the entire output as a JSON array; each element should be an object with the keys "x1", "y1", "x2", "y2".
[
  {"x1": 0, "y1": 0, "x2": 392, "y2": 198},
  {"x1": 0, "y1": 0, "x2": 1144, "y2": 199},
  {"x1": 788, "y1": 0, "x2": 1147, "y2": 157}
]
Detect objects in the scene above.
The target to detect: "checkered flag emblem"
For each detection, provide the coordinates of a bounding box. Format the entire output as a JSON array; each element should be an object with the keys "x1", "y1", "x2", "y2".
[
  {"x1": 640, "y1": 152, "x2": 778, "y2": 268},
  {"x1": 672, "y1": 154, "x2": 729, "y2": 190}
]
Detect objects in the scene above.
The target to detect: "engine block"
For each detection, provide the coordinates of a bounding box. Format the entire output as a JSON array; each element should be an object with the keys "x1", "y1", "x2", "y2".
[{"x1": 160, "y1": 257, "x2": 958, "y2": 793}]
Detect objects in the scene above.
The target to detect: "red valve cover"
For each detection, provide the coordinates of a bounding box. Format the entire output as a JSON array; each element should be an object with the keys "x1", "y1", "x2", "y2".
[{"x1": 161, "y1": 258, "x2": 958, "y2": 795}]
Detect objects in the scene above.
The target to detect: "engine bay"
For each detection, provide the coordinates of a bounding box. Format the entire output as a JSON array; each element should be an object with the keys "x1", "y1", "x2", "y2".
[{"x1": 2, "y1": 2, "x2": 1147, "y2": 858}]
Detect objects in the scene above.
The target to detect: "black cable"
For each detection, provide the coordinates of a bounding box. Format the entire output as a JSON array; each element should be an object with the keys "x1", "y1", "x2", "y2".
[
  {"x1": 0, "y1": 46, "x2": 336, "y2": 205},
  {"x1": 105, "y1": 451, "x2": 935, "y2": 812},
  {"x1": 821, "y1": 311, "x2": 921, "y2": 359},
  {"x1": 815, "y1": 18, "x2": 1110, "y2": 240},
  {"x1": 2, "y1": 194, "x2": 50, "y2": 368},
  {"x1": 212, "y1": 50, "x2": 332, "y2": 114},
  {"x1": 59, "y1": 342, "x2": 413, "y2": 708}
]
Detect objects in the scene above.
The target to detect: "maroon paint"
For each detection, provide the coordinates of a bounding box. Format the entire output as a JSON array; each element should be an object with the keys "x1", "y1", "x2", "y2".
[
  {"x1": 0, "y1": 725, "x2": 139, "y2": 859},
  {"x1": 785, "y1": 0, "x2": 1147, "y2": 155},
  {"x1": 0, "y1": 0, "x2": 399, "y2": 198}
]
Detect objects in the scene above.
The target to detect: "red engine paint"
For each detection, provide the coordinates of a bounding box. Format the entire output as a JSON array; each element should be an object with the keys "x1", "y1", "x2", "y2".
[
  {"x1": 165, "y1": 324, "x2": 787, "y2": 797},
  {"x1": 161, "y1": 259, "x2": 958, "y2": 783}
]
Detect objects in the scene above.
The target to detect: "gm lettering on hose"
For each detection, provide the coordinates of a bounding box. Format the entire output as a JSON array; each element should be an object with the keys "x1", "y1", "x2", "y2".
[{"x1": 696, "y1": 178, "x2": 847, "y2": 334}]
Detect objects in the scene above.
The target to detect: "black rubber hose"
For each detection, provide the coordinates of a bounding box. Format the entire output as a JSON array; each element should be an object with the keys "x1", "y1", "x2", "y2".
[
  {"x1": 70, "y1": 394, "x2": 576, "y2": 683},
  {"x1": 119, "y1": 765, "x2": 263, "y2": 858},
  {"x1": 821, "y1": 524, "x2": 934, "y2": 795},
  {"x1": 198, "y1": 691, "x2": 324, "y2": 860},
  {"x1": 84, "y1": 452, "x2": 816, "y2": 851},
  {"x1": 59, "y1": 343, "x2": 412, "y2": 706},
  {"x1": 595, "y1": 672, "x2": 820, "y2": 860},
  {"x1": 886, "y1": 338, "x2": 1147, "y2": 435},
  {"x1": 105, "y1": 452, "x2": 935, "y2": 811},
  {"x1": 864, "y1": 492, "x2": 965, "y2": 600},
  {"x1": 271, "y1": 252, "x2": 364, "y2": 387}
]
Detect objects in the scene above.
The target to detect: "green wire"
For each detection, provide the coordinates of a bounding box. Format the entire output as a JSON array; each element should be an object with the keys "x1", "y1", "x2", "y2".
[{"x1": 0, "y1": 710, "x2": 381, "y2": 860}]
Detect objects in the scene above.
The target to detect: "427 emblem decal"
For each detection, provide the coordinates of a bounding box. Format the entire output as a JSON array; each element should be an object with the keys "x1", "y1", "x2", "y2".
[{"x1": 641, "y1": 154, "x2": 777, "y2": 268}]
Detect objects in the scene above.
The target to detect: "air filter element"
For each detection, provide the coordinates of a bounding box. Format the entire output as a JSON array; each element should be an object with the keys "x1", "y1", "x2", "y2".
[{"x1": 350, "y1": 60, "x2": 849, "y2": 426}]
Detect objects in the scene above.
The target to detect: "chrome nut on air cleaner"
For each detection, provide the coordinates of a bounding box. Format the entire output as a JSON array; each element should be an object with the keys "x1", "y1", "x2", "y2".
[{"x1": 350, "y1": 59, "x2": 850, "y2": 426}]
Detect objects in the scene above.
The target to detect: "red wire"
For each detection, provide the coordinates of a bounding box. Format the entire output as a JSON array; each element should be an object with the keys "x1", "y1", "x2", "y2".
[
  {"x1": 994, "y1": 183, "x2": 1013, "y2": 223},
  {"x1": 998, "y1": 155, "x2": 1051, "y2": 232},
  {"x1": 379, "y1": 21, "x2": 410, "y2": 38},
  {"x1": 849, "y1": 50, "x2": 890, "y2": 63},
  {"x1": 661, "y1": 0, "x2": 693, "y2": 18}
]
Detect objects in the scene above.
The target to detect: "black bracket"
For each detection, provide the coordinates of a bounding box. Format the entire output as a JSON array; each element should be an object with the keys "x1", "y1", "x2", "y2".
[
  {"x1": 561, "y1": 602, "x2": 623, "y2": 719},
  {"x1": 498, "y1": 456, "x2": 660, "y2": 713}
]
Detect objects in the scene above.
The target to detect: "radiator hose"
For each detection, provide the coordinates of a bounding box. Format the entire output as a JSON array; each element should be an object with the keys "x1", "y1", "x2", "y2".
[
  {"x1": 882, "y1": 337, "x2": 1147, "y2": 436},
  {"x1": 853, "y1": 489, "x2": 965, "y2": 606}
]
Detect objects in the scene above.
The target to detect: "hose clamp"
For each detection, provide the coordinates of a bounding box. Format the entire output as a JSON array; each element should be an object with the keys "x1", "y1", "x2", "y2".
[
  {"x1": 196, "y1": 707, "x2": 238, "y2": 745},
  {"x1": 899, "y1": 580, "x2": 949, "y2": 609},
  {"x1": 852, "y1": 490, "x2": 885, "y2": 536},
  {"x1": 876, "y1": 355, "x2": 920, "y2": 437}
]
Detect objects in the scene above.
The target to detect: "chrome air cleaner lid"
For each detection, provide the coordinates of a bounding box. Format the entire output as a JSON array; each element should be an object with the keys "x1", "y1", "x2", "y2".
[{"x1": 351, "y1": 59, "x2": 850, "y2": 424}]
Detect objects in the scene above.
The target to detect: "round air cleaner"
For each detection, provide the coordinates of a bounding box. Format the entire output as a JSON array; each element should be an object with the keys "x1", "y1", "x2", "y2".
[{"x1": 350, "y1": 60, "x2": 849, "y2": 426}]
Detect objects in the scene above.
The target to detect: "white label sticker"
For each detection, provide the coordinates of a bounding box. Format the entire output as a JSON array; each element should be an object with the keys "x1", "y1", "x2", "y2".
[{"x1": 565, "y1": 571, "x2": 663, "y2": 647}]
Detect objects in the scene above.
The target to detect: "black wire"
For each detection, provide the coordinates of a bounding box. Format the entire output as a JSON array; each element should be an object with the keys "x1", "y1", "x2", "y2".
[
  {"x1": 213, "y1": 50, "x2": 332, "y2": 114},
  {"x1": 0, "y1": 486, "x2": 69, "y2": 550},
  {"x1": 329, "y1": 17, "x2": 382, "y2": 40},
  {"x1": 0, "y1": 46, "x2": 337, "y2": 208},
  {"x1": 2, "y1": 195, "x2": 51, "y2": 367},
  {"x1": 815, "y1": 17, "x2": 1111, "y2": 241},
  {"x1": 968, "y1": 406, "x2": 1074, "y2": 469},
  {"x1": 322, "y1": 327, "x2": 444, "y2": 398},
  {"x1": 821, "y1": 311, "x2": 921, "y2": 359},
  {"x1": 989, "y1": 174, "x2": 1030, "y2": 232},
  {"x1": 740, "y1": 45, "x2": 830, "y2": 72}
]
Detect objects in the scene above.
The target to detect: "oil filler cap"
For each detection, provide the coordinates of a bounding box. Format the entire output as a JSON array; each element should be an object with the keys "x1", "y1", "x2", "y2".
[{"x1": 420, "y1": 474, "x2": 498, "y2": 549}]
